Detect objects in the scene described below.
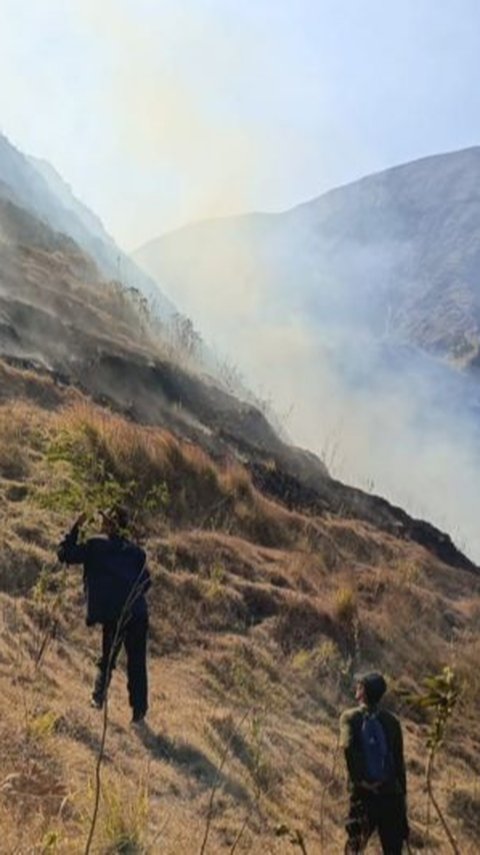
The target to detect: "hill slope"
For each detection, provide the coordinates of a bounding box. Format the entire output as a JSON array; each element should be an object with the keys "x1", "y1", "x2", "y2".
[
  {"x1": 0, "y1": 147, "x2": 479, "y2": 852},
  {"x1": 0, "y1": 377, "x2": 479, "y2": 853},
  {"x1": 133, "y1": 149, "x2": 480, "y2": 562},
  {"x1": 0, "y1": 132, "x2": 174, "y2": 314},
  {"x1": 0, "y1": 188, "x2": 471, "y2": 572}
]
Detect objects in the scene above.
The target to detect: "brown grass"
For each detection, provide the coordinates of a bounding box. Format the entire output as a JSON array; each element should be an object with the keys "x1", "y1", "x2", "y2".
[{"x1": 0, "y1": 389, "x2": 479, "y2": 852}]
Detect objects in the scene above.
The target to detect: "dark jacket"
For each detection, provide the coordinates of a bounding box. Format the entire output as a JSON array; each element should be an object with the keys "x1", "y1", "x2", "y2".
[
  {"x1": 58, "y1": 524, "x2": 151, "y2": 626},
  {"x1": 339, "y1": 705, "x2": 407, "y2": 795}
]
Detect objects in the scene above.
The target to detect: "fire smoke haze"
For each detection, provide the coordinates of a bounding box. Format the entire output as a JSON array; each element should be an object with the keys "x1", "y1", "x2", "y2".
[
  {"x1": 2, "y1": 1, "x2": 480, "y2": 556},
  {"x1": 2, "y1": 1, "x2": 480, "y2": 247}
]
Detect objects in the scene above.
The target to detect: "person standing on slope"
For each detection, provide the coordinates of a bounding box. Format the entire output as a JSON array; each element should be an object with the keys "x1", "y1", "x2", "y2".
[
  {"x1": 57, "y1": 505, "x2": 151, "y2": 725},
  {"x1": 339, "y1": 672, "x2": 409, "y2": 854}
]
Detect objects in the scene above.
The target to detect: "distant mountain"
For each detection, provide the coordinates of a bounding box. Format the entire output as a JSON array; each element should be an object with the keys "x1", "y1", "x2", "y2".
[
  {"x1": 134, "y1": 150, "x2": 480, "y2": 559},
  {"x1": 134, "y1": 147, "x2": 480, "y2": 368},
  {"x1": 0, "y1": 132, "x2": 175, "y2": 315}
]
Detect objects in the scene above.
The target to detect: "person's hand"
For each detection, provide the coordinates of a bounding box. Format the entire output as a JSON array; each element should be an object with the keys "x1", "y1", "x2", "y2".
[{"x1": 73, "y1": 511, "x2": 88, "y2": 529}]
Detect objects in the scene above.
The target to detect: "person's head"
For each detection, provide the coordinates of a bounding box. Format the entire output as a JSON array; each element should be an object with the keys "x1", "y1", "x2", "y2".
[
  {"x1": 355, "y1": 672, "x2": 387, "y2": 707},
  {"x1": 100, "y1": 505, "x2": 130, "y2": 538}
]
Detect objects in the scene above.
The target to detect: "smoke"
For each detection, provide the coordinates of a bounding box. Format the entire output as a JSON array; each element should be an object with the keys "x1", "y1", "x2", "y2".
[
  {"x1": 138, "y1": 219, "x2": 480, "y2": 564},
  {"x1": 235, "y1": 318, "x2": 480, "y2": 561},
  {"x1": 71, "y1": 0, "x2": 273, "y2": 242}
]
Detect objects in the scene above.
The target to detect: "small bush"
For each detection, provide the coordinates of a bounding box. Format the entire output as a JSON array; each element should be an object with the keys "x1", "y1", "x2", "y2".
[
  {"x1": 26, "y1": 710, "x2": 59, "y2": 743},
  {"x1": 0, "y1": 540, "x2": 46, "y2": 594},
  {"x1": 38, "y1": 403, "x2": 170, "y2": 522},
  {"x1": 274, "y1": 598, "x2": 338, "y2": 654},
  {"x1": 395, "y1": 558, "x2": 423, "y2": 588},
  {"x1": 333, "y1": 585, "x2": 357, "y2": 625},
  {"x1": 98, "y1": 775, "x2": 149, "y2": 854},
  {"x1": 0, "y1": 402, "x2": 39, "y2": 479}
]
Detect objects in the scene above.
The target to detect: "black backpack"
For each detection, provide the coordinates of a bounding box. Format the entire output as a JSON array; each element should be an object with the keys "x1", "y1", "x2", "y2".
[{"x1": 360, "y1": 712, "x2": 394, "y2": 783}]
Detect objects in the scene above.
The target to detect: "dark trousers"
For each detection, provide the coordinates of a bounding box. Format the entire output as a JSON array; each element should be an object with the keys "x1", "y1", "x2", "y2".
[
  {"x1": 93, "y1": 614, "x2": 148, "y2": 717},
  {"x1": 345, "y1": 790, "x2": 408, "y2": 854}
]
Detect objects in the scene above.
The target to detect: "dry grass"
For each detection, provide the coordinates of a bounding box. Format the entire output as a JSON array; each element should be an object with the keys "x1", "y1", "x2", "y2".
[
  {"x1": 332, "y1": 584, "x2": 357, "y2": 625},
  {"x1": 0, "y1": 390, "x2": 479, "y2": 852}
]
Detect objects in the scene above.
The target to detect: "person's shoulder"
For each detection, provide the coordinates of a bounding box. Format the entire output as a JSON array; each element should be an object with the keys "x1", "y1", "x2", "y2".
[{"x1": 340, "y1": 706, "x2": 363, "y2": 725}]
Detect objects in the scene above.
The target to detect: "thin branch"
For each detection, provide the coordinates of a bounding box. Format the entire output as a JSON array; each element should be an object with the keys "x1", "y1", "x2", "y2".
[
  {"x1": 425, "y1": 749, "x2": 461, "y2": 855},
  {"x1": 229, "y1": 815, "x2": 249, "y2": 854},
  {"x1": 199, "y1": 708, "x2": 251, "y2": 855}
]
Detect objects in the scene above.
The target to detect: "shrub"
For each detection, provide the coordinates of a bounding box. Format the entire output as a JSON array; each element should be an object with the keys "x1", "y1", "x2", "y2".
[
  {"x1": 274, "y1": 598, "x2": 338, "y2": 654},
  {"x1": 0, "y1": 401, "x2": 44, "y2": 479},
  {"x1": 37, "y1": 403, "x2": 170, "y2": 523},
  {"x1": 333, "y1": 585, "x2": 357, "y2": 625},
  {"x1": 26, "y1": 710, "x2": 60, "y2": 743},
  {"x1": 0, "y1": 540, "x2": 46, "y2": 594},
  {"x1": 97, "y1": 775, "x2": 149, "y2": 854}
]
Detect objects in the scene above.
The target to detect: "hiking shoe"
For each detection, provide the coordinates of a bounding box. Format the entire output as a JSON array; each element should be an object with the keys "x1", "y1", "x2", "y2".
[
  {"x1": 130, "y1": 713, "x2": 147, "y2": 728},
  {"x1": 90, "y1": 697, "x2": 103, "y2": 710}
]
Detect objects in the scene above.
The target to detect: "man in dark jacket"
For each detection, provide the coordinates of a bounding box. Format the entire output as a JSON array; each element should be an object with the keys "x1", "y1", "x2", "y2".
[
  {"x1": 339, "y1": 672, "x2": 409, "y2": 854},
  {"x1": 58, "y1": 506, "x2": 151, "y2": 724}
]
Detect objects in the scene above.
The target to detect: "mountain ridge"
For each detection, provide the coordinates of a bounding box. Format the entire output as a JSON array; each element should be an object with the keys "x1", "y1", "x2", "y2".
[
  {"x1": 0, "y1": 132, "x2": 175, "y2": 315},
  {"x1": 134, "y1": 145, "x2": 480, "y2": 367}
]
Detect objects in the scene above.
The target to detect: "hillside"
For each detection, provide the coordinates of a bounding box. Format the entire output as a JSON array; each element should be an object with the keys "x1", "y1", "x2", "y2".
[
  {"x1": 134, "y1": 147, "x2": 480, "y2": 369},
  {"x1": 133, "y1": 149, "x2": 480, "y2": 562},
  {"x1": 1, "y1": 369, "x2": 480, "y2": 854},
  {"x1": 0, "y1": 151, "x2": 479, "y2": 853},
  {"x1": 0, "y1": 132, "x2": 174, "y2": 314},
  {"x1": 0, "y1": 190, "x2": 471, "y2": 572}
]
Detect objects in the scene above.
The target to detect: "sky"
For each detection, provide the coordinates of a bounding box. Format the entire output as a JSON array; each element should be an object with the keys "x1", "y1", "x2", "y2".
[{"x1": 1, "y1": 0, "x2": 480, "y2": 249}]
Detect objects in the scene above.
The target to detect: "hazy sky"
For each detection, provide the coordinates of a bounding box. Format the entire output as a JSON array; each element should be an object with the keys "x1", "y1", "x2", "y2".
[{"x1": 1, "y1": 0, "x2": 480, "y2": 249}]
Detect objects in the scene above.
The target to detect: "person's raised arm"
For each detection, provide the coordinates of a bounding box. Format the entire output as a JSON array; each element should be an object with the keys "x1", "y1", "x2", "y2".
[{"x1": 57, "y1": 513, "x2": 89, "y2": 564}]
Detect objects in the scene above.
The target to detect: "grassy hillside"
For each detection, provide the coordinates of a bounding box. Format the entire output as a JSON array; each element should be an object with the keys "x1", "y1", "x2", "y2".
[{"x1": 0, "y1": 359, "x2": 479, "y2": 853}]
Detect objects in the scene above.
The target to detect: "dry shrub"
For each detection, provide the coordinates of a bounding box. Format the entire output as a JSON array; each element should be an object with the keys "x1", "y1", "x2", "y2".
[
  {"x1": 0, "y1": 539, "x2": 46, "y2": 594},
  {"x1": 1, "y1": 722, "x2": 67, "y2": 825},
  {"x1": 292, "y1": 639, "x2": 343, "y2": 680},
  {"x1": 53, "y1": 400, "x2": 224, "y2": 522},
  {"x1": 0, "y1": 400, "x2": 47, "y2": 479},
  {"x1": 47, "y1": 402, "x2": 302, "y2": 546},
  {"x1": 198, "y1": 579, "x2": 248, "y2": 633},
  {"x1": 273, "y1": 597, "x2": 338, "y2": 654},
  {"x1": 231, "y1": 494, "x2": 296, "y2": 549},
  {"x1": 95, "y1": 772, "x2": 149, "y2": 854},
  {"x1": 149, "y1": 570, "x2": 248, "y2": 649},
  {"x1": 0, "y1": 359, "x2": 62, "y2": 409},
  {"x1": 206, "y1": 642, "x2": 275, "y2": 703},
  {"x1": 333, "y1": 585, "x2": 357, "y2": 625},
  {"x1": 241, "y1": 583, "x2": 279, "y2": 624},
  {"x1": 219, "y1": 463, "x2": 253, "y2": 501},
  {"x1": 393, "y1": 557, "x2": 424, "y2": 588},
  {"x1": 448, "y1": 787, "x2": 480, "y2": 837}
]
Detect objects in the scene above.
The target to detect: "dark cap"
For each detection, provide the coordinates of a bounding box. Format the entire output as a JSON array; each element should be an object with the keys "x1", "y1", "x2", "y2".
[{"x1": 355, "y1": 671, "x2": 387, "y2": 705}]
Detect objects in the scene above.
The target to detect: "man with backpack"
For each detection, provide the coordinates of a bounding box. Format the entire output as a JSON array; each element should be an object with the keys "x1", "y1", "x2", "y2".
[
  {"x1": 57, "y1": 506, "x2": 151, "y2": 725},
  {"x1": 339, "y1": 672, "x2": 409, "y2": 854}
]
